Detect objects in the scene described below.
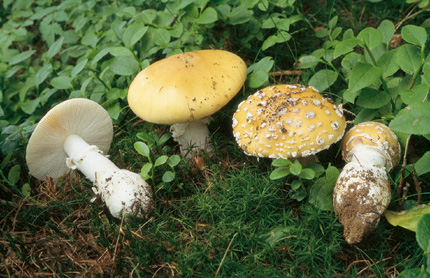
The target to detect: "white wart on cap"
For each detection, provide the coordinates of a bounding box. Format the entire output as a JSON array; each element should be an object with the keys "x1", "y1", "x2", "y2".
[
  {"x1": 232, "y1": 84, "x2": 346, "y2": 159},
  {"x1": 128, "y1": 49, "x2": 247, "y2": 156},
  {"x1": 26, "y1": 98, "x2": 153, "y2": 219}
]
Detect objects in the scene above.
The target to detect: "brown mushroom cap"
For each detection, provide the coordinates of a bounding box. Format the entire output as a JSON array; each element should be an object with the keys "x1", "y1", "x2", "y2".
[
  {"x1": 341, "y1": 121, "x2": 401, "y2": 171},
  {"x1": 232, "y1": 84, "x2": 346, "y2": 158},
  {"x1": 26, "y1": 98, "x2": 113, "y2": 180},
  {"x1": 127, "y1": 49, "x2": 247, "y2": 124}
]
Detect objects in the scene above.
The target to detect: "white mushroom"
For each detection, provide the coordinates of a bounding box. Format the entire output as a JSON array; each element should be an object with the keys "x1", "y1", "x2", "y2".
[
  {"x1": 128, "y1": 49, "x2": 247, "y2": 157},
  {"x1": 26, "y1": 98, "x2": 153, "y2": 219},
  {"x1": 333, "y1": 121, "x2": 401, "y2": 244}
]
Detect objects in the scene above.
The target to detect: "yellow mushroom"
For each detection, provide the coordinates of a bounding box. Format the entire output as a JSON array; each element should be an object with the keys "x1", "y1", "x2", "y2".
[
  {"x1": 128, "y1": 49, "x2": 247, "y2": 156},
  {"x1": 232, "y1": 84, "x2": 346, "y2": 161}
]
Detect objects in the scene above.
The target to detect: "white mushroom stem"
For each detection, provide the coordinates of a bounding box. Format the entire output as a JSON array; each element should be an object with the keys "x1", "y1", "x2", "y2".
[
  {"x1": 345, "y1": 144, "x2": 387, "y2": 168},
  {"x1": 63, "y1": 134, "x2": 152, "y2": 219},
  {"x1": 170, "y1": 117, "x2": 214, "y2": 157},
  {"x1": 333, "y1": 143, "x2": 392, "y2": 244}
]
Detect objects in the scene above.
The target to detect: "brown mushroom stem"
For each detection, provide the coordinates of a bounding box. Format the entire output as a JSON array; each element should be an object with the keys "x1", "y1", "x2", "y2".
[{"x1": 170, "y1": 118, "x2": 213, "y2": 157}]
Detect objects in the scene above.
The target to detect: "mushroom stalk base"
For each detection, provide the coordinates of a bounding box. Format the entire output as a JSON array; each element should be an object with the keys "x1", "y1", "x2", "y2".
[
  {"x1": 63, "y1": 134, "x2": 153, "y2": 218},
  {"x1": 333, "y1": 160, "x2": 391, "y2": 244},
  {"x1": 170, "y1": 118, "x2": 214, "y2": 157}
]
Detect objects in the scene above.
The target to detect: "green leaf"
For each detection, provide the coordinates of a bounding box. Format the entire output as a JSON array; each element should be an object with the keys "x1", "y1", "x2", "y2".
[
  {"x1": 21, "y1": 183, "x2": 31, "y2": 197},
  {"x1": 46, "y1": 36, "x2": 64, "y2": 58},
  {"x1": 51, "y1": 76, "x2": 72, "y2": 89},
  {"x1": 261, "y1": 226, "x2": 292, "y2": 247},
  {"x1": 248, "y1": 57, "x2": 274, "y2": 73},
  {"x1": 272, "y1": 158, "x2": 292, "y2": 167},
  {"x1": 21, "y1": 99, "x2": 40, "y2": 114},
  {"x1": 397, "y1": 268, "x2": 428, "y2": 278},
  {"x1": 162, "y1": 171, "x2": 175, "y2": 183},
  {"x1": 269, "y1": 166, "x2": 290, "y2": 180},
  {"x1": 415, "y1": 151, "x2": 430, "y2": 176},
  {"x1": 390, "y1": 103, "x2": 430, "y2": 135},
  {"x1": 308, "y1": 69, "x2": 338, "y2": 92},
  {"x1": 122, "y1": 22, "x2": 148, "y2": 47},
  {"x1": 378, "y1": 20, "x2": 395, "y2": 44},
  {"x1": 291, "y1": 180, "x2": 302, "y2": 190},
  {"x1": 198, "y1": 7, "x2": 218, "y2": 24},
  {"x1": 416, "y1": 214, "x2": 430, "y2": 251},
  {"x1": 9, "y1": 50, "x2": 36, "y2": 65},
  {"x1": 167, "y1": 155, "x2": 181, "y2": 167},
  {"x1": 356, "y1": 88, "x2": 391, "y2": 109},
  {"x1": 298, "y1": 55, "x2": 320, "y2": 69},
  {"x1": 299, "y1": 168, "x2": 315, "y2": 180},
  {"x1": 154, "y1": 155, "x2": 168, "y2": 167},
  {"x1": 354, "y1": 108, "x2": 378, "y2": 124},
  {"x1": 110, "y1": 56, "x2": 140, "y2": 76},
  {"x1": 328, "y1": 16, "x2": 338, "y2": 30},
  {"x1": 71, "y1": 59, "x2": 88, "y2": 79},
  {"x1": 309, "y1": 178, "x2": 334, "y2": 211},
  {"x1": 384, "y1": 204, "x2": 430, "y2": 232},
  {"x1": 422, "y1": 63, "x2": 430, "y2": 87},
  {"x1": 262, "y1": 34, "x2": 277, "y2": 50},
  {"x1": 333, "y1": 38, "x2": 361, "y2": 59},
  {"x1": 247, "y1": 70, "x2": 269, "y2": 88},
  {"x1": 347, "y1": 62, "x2": 382, "y2": 93},
  {"x1": 8, "y1": 164, "x2": 21, "y2": 185},
  {"x1": 357, "y1": 27, "x2": 383, "y2": 49},
  {"x1": 325, "y1": 165, "x2": 340, "y2": 185},
  {"x1": 157, "y1": 133, "x2": 172, "y2": 146},
  {"x1": 140, "y1": 163, "x2": 152, "y2": 180},
  {"x1": 401, "y1": 25, "x2": 427, "y2": 46},
  {"x1": 290, "y1": 160, "x2": 302, "y2": 176},
  {"x1": 400, "y1": 83, "x2": 430, "y2": 105},
  {"x1": 109, "y1": 47, "x2": 133, "y2": 57},
  {"x1": 134, "y1": 141, "x2": 150, "y2": 158},
  {"x1": 153, "y1": 28, "x2": 171, "y2": 46},
  {"x1": 377, "y1": 50, "x2": 399, "y2": 78},
  {"x1": 396, "y1": 44, "x2": 422, "y2": 75},
  {"x1": 34, "y1": 64, "x2": 53, "y2": 86}
]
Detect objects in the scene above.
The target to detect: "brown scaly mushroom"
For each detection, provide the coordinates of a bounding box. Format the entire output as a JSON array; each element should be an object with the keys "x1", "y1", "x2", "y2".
[
  {"x1": 26, "y1": 98, "x2": 153, "y2": 219},
  {"x1": 333, "y1": 121, "x2": 401, "y2": 244},
  {"x1": 232, "y1": 84, "x2": 346, "y2": 162},
  {"x1": 128, "y1": 49, "x2": 247, "y2": 157}
]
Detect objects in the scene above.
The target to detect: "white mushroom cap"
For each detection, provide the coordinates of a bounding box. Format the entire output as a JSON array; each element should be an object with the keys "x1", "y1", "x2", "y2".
[
  {"x1": 26, "y1": 98, "x2": 113, "y2": 180},
  {"x1": 127, "y1": 49, "x2": 247, "y2": 124},
  {"x1": 232, "y1": 84, "x2": 346, "y2": 159}
]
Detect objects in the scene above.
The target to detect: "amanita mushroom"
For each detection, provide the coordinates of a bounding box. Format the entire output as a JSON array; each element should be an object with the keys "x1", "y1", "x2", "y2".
[
  {"x1": 232, "y1": 84, "x2": 346, "y2": 161},
  {"x1": 333, "y1": 121, "x2": 401, "y2": 244},
  {"x1": 26, "y1": 98, "x2": 153, "y2": 219},
  {"x1": 128, "y1": 49, "x2": 247, "y2": 156}
]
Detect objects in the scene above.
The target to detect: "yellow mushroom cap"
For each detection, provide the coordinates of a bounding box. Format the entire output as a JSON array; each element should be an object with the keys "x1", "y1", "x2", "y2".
[
  {"x1": 341, "y1": 121, "x2": 401, "y2": 171},
  {"x1": 127, "y1": 49, "x2": 247, "y2": 124},
  {"x1": 232, "y1": 84, "x2": 346, "y2": 158}
]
